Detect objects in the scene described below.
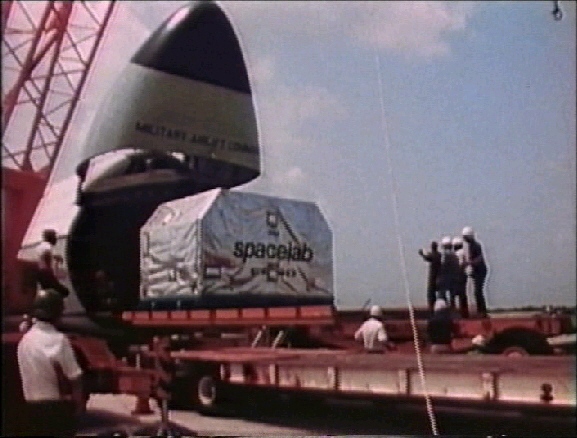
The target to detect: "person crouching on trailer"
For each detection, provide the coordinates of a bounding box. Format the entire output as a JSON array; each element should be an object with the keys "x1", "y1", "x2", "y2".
[
  {"x1": 427, "y1": 299, "x2": 458, "y2": 354},
  {"x1": 354, "y1": 305, "x2": 390, "y2": 353}
]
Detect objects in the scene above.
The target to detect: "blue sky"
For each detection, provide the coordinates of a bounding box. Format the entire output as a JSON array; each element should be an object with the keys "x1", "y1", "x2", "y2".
[{"x1": 46, "y1": 1, "x2": 575, "y2": 308}]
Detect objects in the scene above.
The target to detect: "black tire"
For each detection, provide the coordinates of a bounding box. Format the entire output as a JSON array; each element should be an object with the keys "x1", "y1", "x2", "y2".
[
  {"x1": 195, "y1": 374, "x2": 218, "y2": 411},
  {"x1": 486, "y1": 328, "x2": 553, "y2": 356},
  {"x1": 173, "y1": 365, "x2": 227, "y2": 415}
]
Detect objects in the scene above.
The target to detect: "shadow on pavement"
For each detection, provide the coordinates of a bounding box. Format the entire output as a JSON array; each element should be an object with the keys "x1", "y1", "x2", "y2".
[
  {"x1": 129, "y1": 421, "x2": 199, "y2": 437},
  {"x1": 78, "y1": 411, "x2": 199, "y2": 438},
  {"x1": 218, "y1": 394, "x2": 576, "y2": 437},
  {"x1": 77, "y1": 408, "x2": 147, "y2": 435}
]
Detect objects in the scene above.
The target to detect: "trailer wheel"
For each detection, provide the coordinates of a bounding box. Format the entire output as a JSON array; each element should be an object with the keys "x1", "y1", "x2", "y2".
[
  {"x1": 487, "y1": 328, "x2": 553, "y2": 356},
  {"x1": 197, "y1": 375, "x2": 218, "y2": 409},
  {"x1": 501, "y1": 346, "x2": 530, "y2": 357},
  {"x1": 190, "y1": 371, "x2": 229, "y2": 415}
]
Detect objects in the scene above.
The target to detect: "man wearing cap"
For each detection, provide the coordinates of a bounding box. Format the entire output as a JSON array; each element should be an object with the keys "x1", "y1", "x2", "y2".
[
  {"x1": 437, "y1": 236, "x2": 459, "y2": 305},
  {"x1": 462, "y1": 226, "x2": 488, "y2": 317},
  {"x1": 17, "y1": 289, "x2": 84, "y2": 438},
  {"x1": 354, "y1": 305, "x2": 389, "y2": 353}
]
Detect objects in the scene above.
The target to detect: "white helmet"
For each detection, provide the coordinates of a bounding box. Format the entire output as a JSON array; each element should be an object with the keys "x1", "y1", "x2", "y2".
[
  {"x1": 441, "y1": 236, "x2": 452, "y2": 247},
  {"x1": 452, "y1": 236, "x2": 463, "y2": 246},
  {"x1": 462, "y1": 226, "x2": 474, "y2": 237},
  {"x1": 369, "y1": 305, "x2": 382, "y2": 317}
]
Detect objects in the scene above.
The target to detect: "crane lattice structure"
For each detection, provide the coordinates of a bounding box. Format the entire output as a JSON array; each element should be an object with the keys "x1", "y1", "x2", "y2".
[
  {"x1": 1, "y1": 1, "x2": 115, "y2": 310},
  {"x1": 2, "y1": 0, "x2": 115, "y2": 176}
]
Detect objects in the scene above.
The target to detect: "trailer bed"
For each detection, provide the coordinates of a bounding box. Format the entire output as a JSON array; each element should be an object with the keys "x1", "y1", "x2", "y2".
[{"x1": 170, "y1": 347, "x2": 576, "y2": 413}]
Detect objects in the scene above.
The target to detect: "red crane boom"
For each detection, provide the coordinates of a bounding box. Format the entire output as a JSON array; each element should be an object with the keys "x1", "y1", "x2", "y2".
[{"x1": 1, "y1": 0, "x2": 115, "y2": 312}]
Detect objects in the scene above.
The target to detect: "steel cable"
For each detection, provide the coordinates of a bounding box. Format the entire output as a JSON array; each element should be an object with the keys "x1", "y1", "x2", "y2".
[{"x1": 374, "y1": 53, "x2": 439, "y2": 436}]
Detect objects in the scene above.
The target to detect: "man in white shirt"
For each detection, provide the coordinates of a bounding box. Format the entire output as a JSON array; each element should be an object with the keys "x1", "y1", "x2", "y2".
[
  {"x1": 17, "y1": 288, "x2": 84, "y2": 438},
  {"x1": 36, "y1": 228, "x2": 70, "y2": 297},
  {"x1": 354, "y1": 305, "x2": 389, "y2": 353},
  {"x1": 36, "y1": 228, "x2": 57, "y2": 269}
]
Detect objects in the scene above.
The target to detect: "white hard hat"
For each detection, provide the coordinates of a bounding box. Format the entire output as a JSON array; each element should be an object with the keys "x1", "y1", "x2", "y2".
[
  {"x1": 369, "y1": 305, "x2": 382, "y2": 317},
  {"x1": 452, "y1": 237, "x2": 463, "y2": 246},
  {"x1": 434, "y1": 299, "x2": 447, "y2": 312},
  {"x1": 441, "y1": 236, "x2": 452, "y2": 246},
  {"x1": 462, "y1": 226, "x2": 474, "y2": 237}
]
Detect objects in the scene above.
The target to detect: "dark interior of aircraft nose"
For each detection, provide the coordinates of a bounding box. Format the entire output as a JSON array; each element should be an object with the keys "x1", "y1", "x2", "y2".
[
  {"x1": 67, "y1": 200, "x2": 159, "y2": 313},
  {"x1": 66, "y1": 148, "x2": 260, "y2": 315}
]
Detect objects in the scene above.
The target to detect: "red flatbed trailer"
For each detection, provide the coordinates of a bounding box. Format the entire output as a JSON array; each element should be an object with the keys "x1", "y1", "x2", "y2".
[
  {"x1": 116, "y1": 305, "x2": 576, "y2": 420},
  {"x1": 130, "y1": 305, "x2": 569, "y2": 355},
  {"x1": 2, "y1": 304, "x2": 575, "y2": 435},
  {"x1": 164, "y1": 346, "x2": 576, "y2": 418}
]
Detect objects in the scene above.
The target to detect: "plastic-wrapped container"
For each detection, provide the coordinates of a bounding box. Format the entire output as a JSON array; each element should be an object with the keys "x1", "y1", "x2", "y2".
[{"x1": 138, "y1": 188, "x2": 334, "y2": 310}]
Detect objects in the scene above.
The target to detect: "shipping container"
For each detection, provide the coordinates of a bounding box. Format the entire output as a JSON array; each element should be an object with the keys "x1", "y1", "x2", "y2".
[{"x1": 138, "y1": 188, "x2": 334, "y2": 310}]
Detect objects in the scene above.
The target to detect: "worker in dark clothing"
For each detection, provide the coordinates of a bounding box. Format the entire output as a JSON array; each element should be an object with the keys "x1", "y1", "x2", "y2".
[
  {"x1": 36, "y1": 228, "x2": 70, "y2": 298},
  {"x1": 462, "y1": 226, "x2": 488, "y2": 317},
  {"x1": 451, "y1": 236, "x2": 469, "y2": 318},
  {"x1": 418, "y1": 241, "x2": 441, "y2": 313},
  {"x1": 427, "y1": 299, "x2": 458, "y2": 353},
  {"x1": 437, "y1": 236, "x2": 459, "y2": 305},
  {"x1": 94, "y1": 270, "x2": 118, "y2": 311}
]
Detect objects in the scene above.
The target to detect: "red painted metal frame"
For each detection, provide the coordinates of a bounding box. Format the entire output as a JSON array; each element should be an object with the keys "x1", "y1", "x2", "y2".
[
  {"x1": 2, "y1": 1, "x2": 115, "y2": 314},
  {"x1": 1, "y1": 169, "x2": 47, "y2": 313},
  {"x1": 121, "y1": 305, "x2": 337, "y2": 328},
  {"x1": 2, "y1": 0, "x2": 115, "y2": 172}
]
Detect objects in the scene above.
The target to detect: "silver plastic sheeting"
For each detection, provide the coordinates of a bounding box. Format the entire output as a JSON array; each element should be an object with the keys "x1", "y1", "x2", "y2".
[{"x1": 140, "y1": 188, "x2": 333, "y2": 300}]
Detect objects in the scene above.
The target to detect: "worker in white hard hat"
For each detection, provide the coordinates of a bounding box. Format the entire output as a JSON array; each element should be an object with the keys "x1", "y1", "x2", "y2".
[
  {"x1": 462, "y1": 226, "x2": 488, "y2": 317},
  {"x1": 437, "y1": 236, "x2": 458, "y2": 306},
  {"x1": 451, "y1": 237, "x2": 469, "y2": 318},
  {"x1": 354, "y1": 305, "x2": 389, "y2": 353},
  {"x1": 427, "y1": 299, "x2": 457, "y2": 354}
]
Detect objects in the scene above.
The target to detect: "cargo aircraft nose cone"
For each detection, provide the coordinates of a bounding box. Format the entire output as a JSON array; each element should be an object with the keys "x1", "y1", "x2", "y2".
[
  {"x1": 68, "y1": 1, "x2": 261, "y2": 322},
  {"x1": 76, "y1": 0, "x2": 260, "y2": 202},
  {"x1": 132, "y1": 1, "x2": 251, "y2": 94}
]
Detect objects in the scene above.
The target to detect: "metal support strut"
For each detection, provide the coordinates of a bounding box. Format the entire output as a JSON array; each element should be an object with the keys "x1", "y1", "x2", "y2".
[
  {"x1": 153, "y1": 336, "x2": 176, "y2": 437},
  {"x1": 156, "y1": 398, "x2": 172, "y2": 437}
]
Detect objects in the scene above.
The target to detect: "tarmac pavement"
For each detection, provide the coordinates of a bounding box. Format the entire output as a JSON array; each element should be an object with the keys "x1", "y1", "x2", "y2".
[
  {"x1": 78, "y1": 392, "x2": 576, "y2": 437},
  {"x1": 77, "y1": 394, "x2": 317, "y2": 437}
]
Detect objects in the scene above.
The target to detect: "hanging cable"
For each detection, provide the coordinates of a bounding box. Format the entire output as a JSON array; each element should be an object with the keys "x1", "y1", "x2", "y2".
[{"x1": 374, "y1": 53, "x2": 439, "y2": 436}]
